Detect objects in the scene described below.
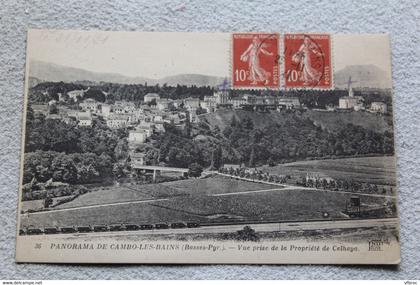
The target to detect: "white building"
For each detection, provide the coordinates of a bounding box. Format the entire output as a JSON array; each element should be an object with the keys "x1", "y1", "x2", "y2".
[
  {"x1": 46, "y1": 114, "x2": 62, "y2": 120},
  {"x1": 31, "y1": 104, "x2": 49, "y2": 116},
  {"x1": 184, "y1": 98, "x2": 201, "y2": 111},
  {"x1": 339, "y1": 97, "x2": 360, "y2": 109},
  {"x1": 57, "y1": 93, "x2": 64, "y2": 102},
  {"x1": 156, "y1": 98, "x2": 173, "y2": 111},
  {"x1": 113, "y1": 101, "x2": 136, "y2": 114},
  {"x1": 79, "y1": 98, "x2": 100, "y2": 113},
  {"x1": 77, "y1": 113, "x2": 92, "y2": 127},
  {"x1": 200, "y1": 100, "x2": 216, "y2": 112},
  {"x1": 214, "y1": 91, "x2": 230, "y2": 105},
  {"x1": 144, "y1": 93, "x2": 160, "y2": 103},
  {"x1": 128, "y1": 130, "x2": 148, "y2": 144},
  {"x1": 370, "y1": 102, "x2": 387, "y2": 114},
  {"x1": 168, "y1": 113, "x2": 181, "y2": 124},
  {"x1": 138, "y1": 121, "x2": 154, "y2": 137},
  {"x1": 189, "y1": 111, "x2": 200, "y2": 123},
  {"x1": 204, "y1": 95, "x2": 216, "y2": 103},
  {"x1": 172, "y1": 99, "x2": 184, "y2": 108},
  {"x1": 154, "y1": 122, "x2": 165, "y2": 132},
  {"x1": 134, "y1": 112, "x2": 146, "y2": 122},
  {"x1": 338, "y1": 86, "x2": 364, "y2": 110},
  {"x1": 67, "y1": 88, "x2": 89, "y2": 102},
  {"x1": 230, "y1": 96, "x2": 247, "y2": 109},
  {"x1": 243, "y1": 94, "x2": 258, "y2": 104},
  {"x1": 277, "y1": 97, "x2": 301, "y2": 109},
  {"x1": 106, "y1": 114, "x2": 131, "y2": 129},
  {"x1": 100, "y1": 104, "x2": 112, "y2": 117}
]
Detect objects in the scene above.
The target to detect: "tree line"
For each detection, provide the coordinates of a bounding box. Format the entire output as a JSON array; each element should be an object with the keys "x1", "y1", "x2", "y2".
[
  {"x1": 29, "y1": 81, "x2": 215, "y2": 104},
  {"x1": 29, "y1": 81, "x2": 392, "y2": 111}
]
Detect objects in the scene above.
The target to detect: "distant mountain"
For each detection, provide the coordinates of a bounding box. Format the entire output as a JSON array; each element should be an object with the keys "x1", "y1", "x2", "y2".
[
  {"x1": 29, "y1": 61, "x2": 153, "y2": 85},
  {"x1": 334, "y1": 65, "x2": 392, "y2": 89},
  {"x1": 28, "y1": 77, "x2": 43, "y2": 88},
  {"x1": 29, "y1": 61, "x2": 224, "y2": 87},
  {"x1": 159, "y1": 74, "x2": 225, "y2": 87}
]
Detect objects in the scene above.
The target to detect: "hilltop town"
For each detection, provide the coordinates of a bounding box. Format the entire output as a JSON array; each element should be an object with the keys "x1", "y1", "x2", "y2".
[{"x1": 28, "y1": 81, "x2": 391, "y2": 178}]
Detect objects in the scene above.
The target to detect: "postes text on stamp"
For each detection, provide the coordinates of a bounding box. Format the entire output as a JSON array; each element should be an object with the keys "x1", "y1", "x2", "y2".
[
  {"x1": 284, "y1": 34, "x2": 332, "y2": 89},
  {"x1": 232, "y1": 33, "x2": 279, "y2": 88}
]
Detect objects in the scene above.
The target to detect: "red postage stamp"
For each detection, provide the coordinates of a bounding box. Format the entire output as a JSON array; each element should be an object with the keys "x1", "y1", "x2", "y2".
[
  {"x1": 232, "y1": 33, "x2": 279, "y2": 88},
  {"x1": 284, "y1": 34, "x2": 332, "y2": 89}
]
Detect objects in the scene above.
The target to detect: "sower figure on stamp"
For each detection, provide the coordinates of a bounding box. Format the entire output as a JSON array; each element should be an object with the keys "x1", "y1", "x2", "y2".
[
  {"x1": 292, "y1": 35, "x2": 323, "y2": 85},
  {"x1": 240, "y1": 36, "x2": 273, "y2": 85}
]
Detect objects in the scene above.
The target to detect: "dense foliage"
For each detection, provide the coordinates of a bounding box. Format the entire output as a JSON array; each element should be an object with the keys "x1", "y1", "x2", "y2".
[
  {"x1": 221, "y1": 115, "x2": 394, "y2": 165},
  {"x1": 152, "y1": 124, "x2": 205, "y2": 168},
  {"x1": 25, "y1": 107, "x2": 127, "y2": 157},
  {"x1": 23, "y1": 107, "x2": 128, "y2": 185},
  {"x1": 152, "y1": 113, "x2": 394, "y2": 168},
  {"x1": 23, "y1": 151, "x2": 113, "y2": 184}
]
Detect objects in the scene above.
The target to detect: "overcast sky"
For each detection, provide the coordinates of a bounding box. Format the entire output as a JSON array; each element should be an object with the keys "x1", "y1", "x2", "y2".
[
  {"x1": 28, "y1": 30, "x2": 392, "y2": 79},
  {"x1": 333, "y1": 34, "x2": 392, "y2": 75},
  {"x1": 28, "y1": 30, "x2": 231, "y2": 79}
]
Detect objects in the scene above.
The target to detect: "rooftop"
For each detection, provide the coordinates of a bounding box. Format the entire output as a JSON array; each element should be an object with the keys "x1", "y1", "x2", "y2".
[
  {"x1": 78, "y1": 116, "x2": 92, "y2": 120},
  {"x1": 144, "y1": 93, "x2": 160, "y2": 97},
  {"x1": 129, "y1": 130, "x2": 147, "y2": 134}
]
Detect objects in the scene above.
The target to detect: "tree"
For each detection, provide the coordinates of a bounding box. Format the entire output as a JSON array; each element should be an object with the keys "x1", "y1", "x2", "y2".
[
  {"x1": 243, "y1": 117, "x2": 254, "y2": 130},
  {"x1": 235, "y1": 226, "x2": 260, "y2": 242},
  {"x1": 248, "y1": 147, "x2": 256, "y2": 167},
  {"x1": 114, "y1": 139, "x2": 129, "y2": 161},
  {"x1": 84, "y1": 88, "x2": 106, "y2": 102},
  {"x1": 51, "y1": 153, "x2": 78, "y2": 183},
  {"x1": 48, "y1": 104, "x2": 58, "y2": 114},
  {"x1": 209, "y1": 149, "x2": 216, "y2": 170},
  {"x1": 44, "y1": 196, "x2": 53, "y2": 208},
  {"x1": 188, "y1": 163, "x2": 203, "y2": 178},
  {"x1": 184, "y1": 114, "x2": 192, "y2": 137},
  {"x1": 267, "y1": 157, "x2": 276, "y2": 167},
  {"x1": 112, "y1": 163, "x2": 125, "y2": 178},
  {"x1": 147, "y1": 98, "x2": 157, "y2": 106},
  {"x1": 211, "y1": 145, "x2": 223, "y2": 169},
  {"x1": 230, "y1": 116, "x2": 239, "y2": 127}
]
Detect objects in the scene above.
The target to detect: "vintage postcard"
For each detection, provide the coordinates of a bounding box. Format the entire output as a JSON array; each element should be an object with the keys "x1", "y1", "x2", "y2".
[{"x1": 16, "y1": 30, "x2": 400, "y2": 264}]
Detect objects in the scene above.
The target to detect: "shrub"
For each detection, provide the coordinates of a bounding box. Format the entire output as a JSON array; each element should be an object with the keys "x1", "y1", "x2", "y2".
[
  {"x1": 235, "y1": 226, "x2": 260, "y2": 242},
  {"x1": 188, "y1": 163, "x2": 203, "y2": 178}
]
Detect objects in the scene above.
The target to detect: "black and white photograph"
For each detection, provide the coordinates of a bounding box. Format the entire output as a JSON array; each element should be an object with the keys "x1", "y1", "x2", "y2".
[{"x1": 16, "y1": 30, "x2": 400, "y2": 264}]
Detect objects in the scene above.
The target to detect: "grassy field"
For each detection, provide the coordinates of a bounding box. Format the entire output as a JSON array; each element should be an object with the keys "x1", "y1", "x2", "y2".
[
  {"x1": 20, "y1": 157, "x2": 397, "y2": 229},
  {"x1": 20, "y1": 181, "x2": 394, "y2": 228},
  {"x1": 302, "y1": 110, "x2": 393, "y2": 133},
  {"x1": 44, "y1": 176, "x2": 276, "y2": 210},
  {"x1": 259, "y1": 156, "x2": 397, "y2": 186}
]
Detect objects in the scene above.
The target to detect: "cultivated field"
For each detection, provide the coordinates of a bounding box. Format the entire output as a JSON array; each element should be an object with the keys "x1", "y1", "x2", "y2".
[
  {"x1": 50, "y1": 176, "x2": 276, "y2": 210},
  {"x1": 20, "y1": 157, "x2": 397, "y2": 229},
  {"x1": 259, "y1": 156, "x2": 397, "y2": 186},
  {"x1": 20, "y1": 178, "x2": 394, "y2": 229}
]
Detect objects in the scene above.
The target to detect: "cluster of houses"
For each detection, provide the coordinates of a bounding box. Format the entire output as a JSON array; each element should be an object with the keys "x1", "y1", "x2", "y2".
[
  {"x1": 337, "y1": 85, "x2": 388, "y2": 114},
  {"x1": 30, "y1": 84, "x2": 388, "y2": 168},
  {"x1": 204, "y1": 91, "x2": 301, "y2": 112},
  {"x1": 35, "y1": 90, "x2": 304, "y2": 129},
  {"x1": 30, "y1": 90, "x2": 305, "y2": 167}
]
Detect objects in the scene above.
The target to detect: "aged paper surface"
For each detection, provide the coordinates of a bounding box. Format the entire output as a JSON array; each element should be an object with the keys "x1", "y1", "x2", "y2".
[{"x1": 16, "y1": 30, "x2": 400, "y2": 264}]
